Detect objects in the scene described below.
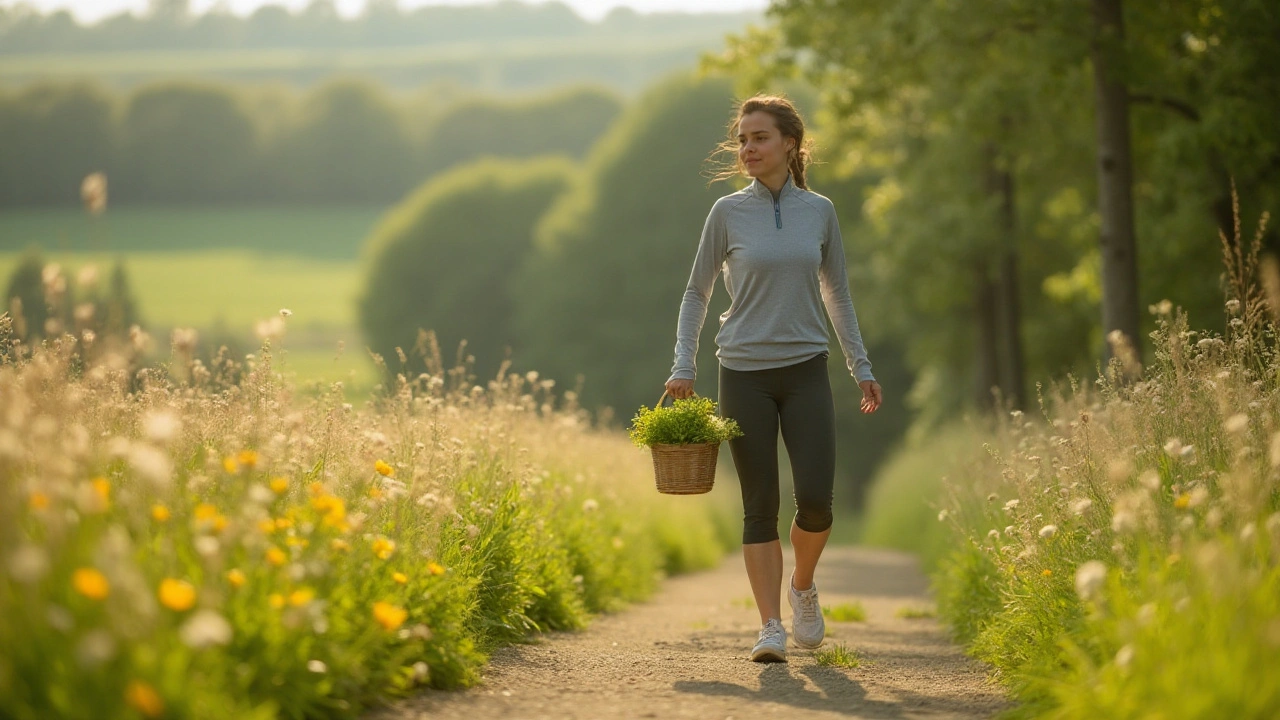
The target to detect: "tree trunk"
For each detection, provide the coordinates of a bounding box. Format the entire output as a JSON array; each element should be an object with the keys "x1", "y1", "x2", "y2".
[
  {"x1": 986, "y1": 141, "x2": 1025, "y2": 410},
  {"x1": 1091, "y1": 0, "x2": 1140, "y2": 362},
  {"x1": 974, "y1": 261, "x2": 1001, "y2": 410}
]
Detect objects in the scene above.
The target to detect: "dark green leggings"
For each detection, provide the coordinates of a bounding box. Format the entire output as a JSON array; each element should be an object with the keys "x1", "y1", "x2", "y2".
[{"x1": 718, "y1": 351, "x2": 835, "y2": 545}]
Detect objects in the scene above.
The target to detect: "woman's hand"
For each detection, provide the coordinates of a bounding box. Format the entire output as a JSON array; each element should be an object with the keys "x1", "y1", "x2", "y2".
[
  {"x1": 859, "y1": 380, "x2": 882, "y2": 414},
  {"x1": 665, "y1": 378, "x2": 695, "y2": 400}
]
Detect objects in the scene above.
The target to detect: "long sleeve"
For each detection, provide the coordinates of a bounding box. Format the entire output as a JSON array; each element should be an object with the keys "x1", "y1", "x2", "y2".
[
  {"x1": 818, "y1": 205, "x2": 875, "y2": 383},
  {"x1": 668, "y1": 203, "x2": 728, "y2": 382}
]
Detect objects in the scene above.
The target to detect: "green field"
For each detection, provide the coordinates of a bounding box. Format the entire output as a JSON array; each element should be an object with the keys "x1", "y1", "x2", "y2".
[{"x1": 0, "y1": 205, "x2": 395, "y2": 394}]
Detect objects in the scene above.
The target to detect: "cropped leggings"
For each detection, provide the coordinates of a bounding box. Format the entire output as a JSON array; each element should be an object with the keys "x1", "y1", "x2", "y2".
[{"x1": 718, "y1": 352, "x2": 835, "y2": 545}]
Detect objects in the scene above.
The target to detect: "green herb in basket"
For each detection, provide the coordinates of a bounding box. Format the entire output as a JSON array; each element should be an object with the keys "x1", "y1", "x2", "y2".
[{"x1": 628, "y1": 396, "x2": 744, "y2": 448}]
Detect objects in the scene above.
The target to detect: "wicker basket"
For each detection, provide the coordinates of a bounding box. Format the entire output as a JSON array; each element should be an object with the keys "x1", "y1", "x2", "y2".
[{"x1": 648, "y1": 390, "x2": 719, "y2": 495}]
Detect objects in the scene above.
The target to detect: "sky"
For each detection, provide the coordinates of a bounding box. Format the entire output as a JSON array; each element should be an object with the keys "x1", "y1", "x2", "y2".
[{"x1": 0, "y1": 0, "x2": 769, "y2": 23}]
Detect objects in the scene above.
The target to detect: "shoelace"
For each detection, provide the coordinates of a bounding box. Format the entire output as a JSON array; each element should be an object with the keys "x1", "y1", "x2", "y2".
[
  {"x1": 797, "y1": 591, "x2": 820, "y2": 623},
  {"x1": 759, "y1": 621, "x2": 784, "y2": 644}
]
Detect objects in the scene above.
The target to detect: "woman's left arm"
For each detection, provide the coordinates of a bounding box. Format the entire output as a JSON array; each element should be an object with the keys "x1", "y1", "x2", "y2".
[{"x1": 818, "y1": 202, "x2": 882, "y2": 414}]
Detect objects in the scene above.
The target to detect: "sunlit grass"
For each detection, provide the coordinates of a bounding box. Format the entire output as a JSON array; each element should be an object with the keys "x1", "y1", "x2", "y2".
[
  {"x1": 813, "y1": 642, "x2": 861, "y2": 668},
  {"x1": 822, "y1": 602, "x2": 866, "y2": 622},
  {"x1": 894, "y1": 605, "x2": 935, "y2": 619}
]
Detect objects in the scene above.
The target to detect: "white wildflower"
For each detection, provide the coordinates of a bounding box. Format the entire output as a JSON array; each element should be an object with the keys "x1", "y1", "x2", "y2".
[
  {"x1": 412, "y1": 661, "x2": 430, "y2": 683},
  {"x1": 141, "y1": 410, "x2": 181, "y2": 443},
  {"x1": 127, "y1": 443, "x2": 173, "y2": 489},
  {"x1": 987, "y1": 529, "x2": 999, "y2": 540},
  {"x1": 582, "y1": 498, "x2": 599, "y2": 513},
  {"x1": 1038, "y1": 524, "x2": 1058, "y2": 539},
  {"x1": 8, "y1": 545, "x2": 50, "y2": 584},
  {"x1": 1136, "y1": 603, "x2": 1157, "y2": 626},
  {"x1": 180, "y1": 610, "x2": 233, "y2": 649},
  {"x1": 1163, "y1": 438, "x2": 1184, "y2": 458},
  {"x1": 1224, "y1": 414, "x2": 1249, "y2": 435},
  {"x1": 279, "y1": 308, "x2": 293, "y2": 318},
  {"x1": 194, "y1": 536, "x2": 220, "y2": 558},
  {"x1": 1111, "y1": 509, "x2": 1138, "y2": 534},
  {"x1": 1071, "y1": 498, "x2": 1093, "y2": 516},
  {"x1": 307, "y1": 660, "x2": 327, "y2": 673},
  {"x1": 937, "y1": 509, "x2": 950, "y2": 522},
  {"x1": 1003, "y1": 499, "x2": 1020, "y2": 512},
  {"x1": 1115, "y1": 644, "x2": 1135, "y2": 669},
  {"x1": 1225, "y1": 298, "x2": 1241, "y2": 313},
  {"x1": 76, "y1": 629, "x2": 117, "y2": 668},
  {"x1": 465, "y1": 524, "x2": 480, "y2": 539},
  {"x1": 1241, "y1": 523, "x2": 1257, "y2": 543},
  {"x1": 1074, "y1": 560, "x2": 1108, "y2": 602}
]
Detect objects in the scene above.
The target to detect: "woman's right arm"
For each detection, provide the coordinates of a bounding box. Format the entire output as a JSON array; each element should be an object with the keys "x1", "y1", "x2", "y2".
[{"x1": 666, "y1": 202, "x2": 728, "y2": 397}]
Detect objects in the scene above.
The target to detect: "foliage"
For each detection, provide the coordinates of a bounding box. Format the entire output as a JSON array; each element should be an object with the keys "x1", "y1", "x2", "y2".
[
  {"x1": 0, "y1": 325, "x2": 735, "y2": 720},
  {"x1": 821, "y1": 602, "x2": 866, "y2": 623},
  {"x1": 627, "y1": 395, "x2": 742, "y2": 448},
  {"x1": 358, "y1": 156, "x2": 575, "y2": 384},
  {"x1": 0, "y1": 79, "x2": 619, "y2": 208},
  {"x1": 860, "y1": 212, "x2": 1280, "y2": 716}
]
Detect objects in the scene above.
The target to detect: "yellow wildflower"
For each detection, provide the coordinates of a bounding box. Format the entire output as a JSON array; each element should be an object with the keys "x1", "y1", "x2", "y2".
[
  {"x1": 124, "y1": 680, "x2": 164, "y2": 718},
  {"x1": 309, "y1": 482, "x2": 325, "y2": 497},
  {"x1": 258, "y1": 519, "x2": 277, "y2": 535},
  {"x1": 92, "y1": 477, "x2": 110, "y2": 508},
  {"x1": 371, "y1": 537, "x2": 396, "y2": 560},
  {"x1": 238, "y1": 450, "x2": 259, "y2": 470},
  {"x1": 1041, "y1": 569, "x2": 1052, "y2": 577},
  {"x1": 393, "y1": 572, "x2": 408, "y2": 584},
  {"x1": 194, "y1": 504, "x2": 218, "y2": 521},
  {"x1": 265, "y1": 546, "x2": 287, "y2": 567},
  {"x1": 284, "y1": 536, "x2": 308, "y2": 548},
  {"x1": 72, "y1": 567, "x2": 110, "y2": 600},
  {"x1": 158, "y1": 578, "x2": 196, "y2": 611},
  {"x1": 275, "y1": 517, "x2": 293, "y2": 530},
  {"x1": 29, "y1": 492, "x2": 50, "y2": 511},
  {"x1": 222, "y1": 456, "x2": 238, "y2": 474},
  {"x1": 212, "y1": 515, "x2": 228, "y2": 532},
  {"x1": 313, "y1": 494, "x2": 346, "y2": 527},
  {"x1": 1174, "y1": 493, "x2": 1191, "y2": 510},
  {"x1": 375, "y1": 460, "x2": 394, "y2": 477},
  {"x1": 270, "y1": 477, "x2": 289, "y2": 494},
  {"x1": 226, "y1": 569, "x2": 246, "y2": 588},
  {"x1": 373, "y1": 601, "x2": 407, "y2": 631},
  {"x1": 289, "y1": 588, "x2": 315, "y2": 607},
  {"x1": 331, "y1": 538, "x2": 351, "y2": 552},
  {"x1": 426, "y1": 562, "x2": 445, "y2": 576},
  {"x1": 269, "y1": 593, "x2": 285, "y2": 609},
  {"x1": 151, "y1": 504, "x2": 170, "y2": 522},
  {"x1": 369, "y1": 486, "x2": 384, "y2": 500}
]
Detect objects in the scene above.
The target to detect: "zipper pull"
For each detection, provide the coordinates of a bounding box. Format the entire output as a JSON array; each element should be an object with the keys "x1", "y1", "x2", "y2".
[{"x1": 774, "y1": 199, "x2": 782, "y2": 229}]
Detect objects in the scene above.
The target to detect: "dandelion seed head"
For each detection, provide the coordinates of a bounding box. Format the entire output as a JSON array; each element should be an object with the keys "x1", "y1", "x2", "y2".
[
  {"x1": 1074, "y1": 560, "x2": 1107, "y2": 602},
  {"x1": 180, "y1": 610, "x2": 232, "y2": 649},
  {"x1": 1038, "y1": 524, "x2": 1058, "y2": 539}
]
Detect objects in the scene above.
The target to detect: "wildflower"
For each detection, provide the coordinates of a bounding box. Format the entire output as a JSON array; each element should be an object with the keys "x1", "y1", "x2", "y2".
[
  {"x1": 222, "y1": 457, "x2": 238, "y2": 474},
  {"x1": 1115, "y1": 644, "x2": 1135, "y2": 669},
  {"x1": 158, "y1": 579, "x2": 196, "y2": 611},
  {"x1": 141, "y1": 411, "x2": 181, "y2": 443},
  {"x1": 92, "y1": 477, "x2": 111, "y2": 507},
  {"x1": 124, "y1": 680, "x2": 164, "y2": 718},
  {"x1": 1003, "y1": 499, "x2": 1020, "y2": 512},
  {"x1": 1241, "y1": 523, "x2": 1257, "y2": 543},
  {"x1": 289, "y1": 588, "x2": 315, "y2": 607},
  {"x1": 9, "y1": 546, "x2": 50, "y2": 585},
  {"x1": 412, "y1": 661, "x2": 430, "y2": 683},
  {"x1": 265, "y1": 547, "x2": 287, "y2": 567},
  {"x1": 1174, "y1": 494, "x2": 1191, "y2": 510},
  {"x1": 375, "y1": 460, "x2": 395, "y2": 477},
  {"x1": 180, "y1": 610, "x2": 232, "y2": 649},
  {"x1": 1163, "y1": 438, "x2": 1184, "y2": 457},
  {"x1": 279, "y1": 308, "x2": 293, "y2": 318},
  {"x1": 1112, "y1": 510, "x2": 1138, "y2": 534},
  {"x1": 238, "y1": 450, "x2": 259, "y2": 470},
  {"x1": 1038, "y1": 525, "x2": 1058, "y2": 539},
  {"x1": 1041, "y1": 569, "x2": 1052, "y2": 577},
  {"x1": 76, "y1": 629, "x2": 117, "y2": 668},
  {"x1": 1225, "y1": 298, "x2": 1241, "y2": 313},
  {"x1": 373, "y1": 601, "x2": 408, "y2": 631},
  {"x1": 937, "y1": 509, "x2": 949, "y2": 522},
  {"x1": 226, "y1": 569, "x2": 246, "y2": 588},
  {"x1": 29, "y1": 492, "x2": 50, "y2": 511},
  {"x1": 73, "y1": 568, "x2": 110, "y2": 600},
  {"x1": 312, "y1": 494, "x2": 346, "y2": 527},
  {"x1": 582, "y1": 498, "x2": 599, "y2": 513},
  {"x1": 1074, "y1": 560, "x2": 1108, "y2": 602},
  {"x1": 465, "y1": 524, "x2": 481, "y2": 539},
  {"x1": 275, "y1": 517, "x2": 293, "y2": 530},
  {"x1": 371, "y1": 537, "x2": 396, "y2": 560},
  {"x1": 194, "y1": 503, "x2": 218, "y2": 521},
  {"x1": 258, "y1": 519, "x2": 277, "y2": 535},
  {"x1": 195, "y1": 537, "x2": 220, "y2": 557},
  {"x1": 1071, "y1": 498, "x2": 1093, "y2": 516},
  {"x1": 426, "y1": 562, "x2": 445, "y2": 576},
  {"x1": 270, "y1": 477, "x2": 289, "y2": 494},
  {"x1": 331, "y1": 539, "x2": 351, "y2": 552},
  {"x1": 269, "y1": 593, "x2": 286, "y2": 609},
  {"x1": 307, "y1": 660, "x2": 327, "y2": 673},
  {"x1": 369, "y1": 486, "x2": 384, "y2": 500},
  {"x1": 393, "y1": 572, "x2": 408, "y2": 584},
  {"x1": 1224, "y1": 414, "x2": 1249, "y2": 435}
]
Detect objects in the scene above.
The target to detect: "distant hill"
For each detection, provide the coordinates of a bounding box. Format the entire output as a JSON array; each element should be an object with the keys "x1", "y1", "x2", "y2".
[{"x1": 0, "y1": 2, "x2": 758, "y2": 92}]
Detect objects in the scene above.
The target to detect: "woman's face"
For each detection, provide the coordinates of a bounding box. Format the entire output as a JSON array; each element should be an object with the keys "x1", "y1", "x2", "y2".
[{"x1": 737, "y1": 111, "x2": 794, "y2": 182}]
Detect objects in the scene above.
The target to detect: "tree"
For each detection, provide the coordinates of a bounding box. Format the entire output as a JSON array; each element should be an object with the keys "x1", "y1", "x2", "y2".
[{"x1": 358, "y1": 157, "x2": 574, "y2": 382}]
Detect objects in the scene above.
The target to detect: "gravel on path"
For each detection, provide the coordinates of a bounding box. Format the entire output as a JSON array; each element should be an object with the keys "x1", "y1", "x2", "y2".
[{"x1": 368, "y1": 545, "x2": 1009, "y2": 720}]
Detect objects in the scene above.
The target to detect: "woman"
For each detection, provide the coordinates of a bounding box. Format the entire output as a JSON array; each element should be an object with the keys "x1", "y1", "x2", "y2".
[{"x1": 665, "y1": 95, "x2": 882, "y2": 663}]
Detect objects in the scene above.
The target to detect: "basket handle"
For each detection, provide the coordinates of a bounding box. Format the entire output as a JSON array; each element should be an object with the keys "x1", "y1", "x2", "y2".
[{"x1": 657, "y1": 390, "x2": 698, "y2": 408}]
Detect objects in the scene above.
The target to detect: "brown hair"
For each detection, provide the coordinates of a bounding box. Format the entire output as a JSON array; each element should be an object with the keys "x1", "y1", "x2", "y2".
[{"x1": 706, "y1": 94, "x2": 815, "y2": 190}]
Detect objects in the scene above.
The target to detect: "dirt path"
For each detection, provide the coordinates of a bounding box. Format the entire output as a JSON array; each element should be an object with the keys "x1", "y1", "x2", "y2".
[{"x1": 369, "y1": 546, "x2": 1009, "y2": 720}]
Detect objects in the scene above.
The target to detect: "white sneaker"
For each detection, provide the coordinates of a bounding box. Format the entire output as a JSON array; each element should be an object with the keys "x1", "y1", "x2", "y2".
[
  {"x1": 750, "y1": 618, "x2": 787, "y2": 662},
  {"x1": 788, "y1": 574, "x2": 825, "y2": 649}
]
